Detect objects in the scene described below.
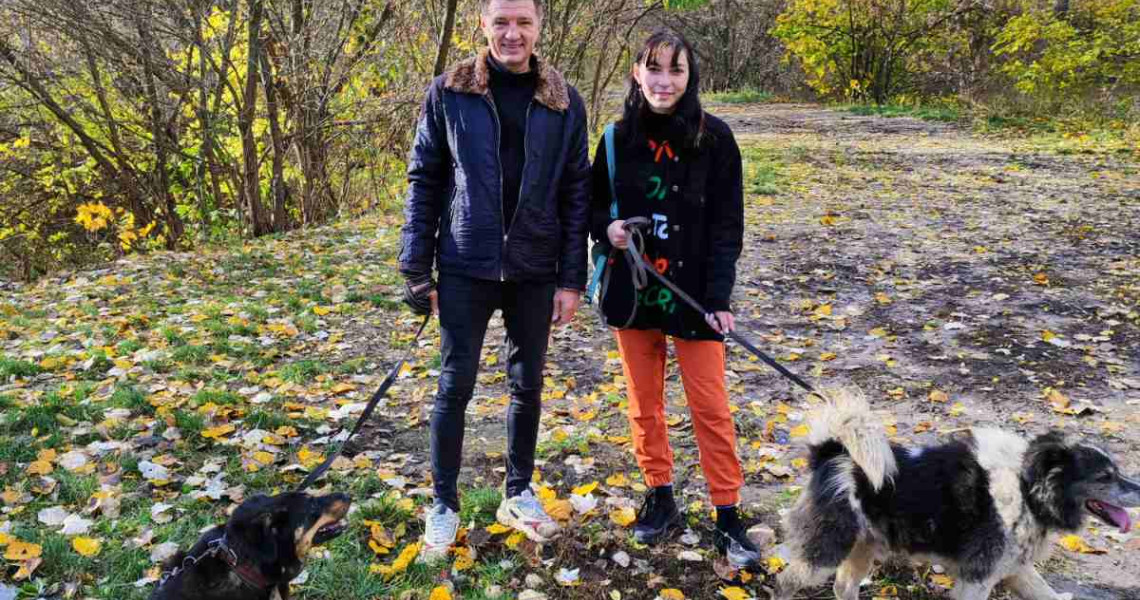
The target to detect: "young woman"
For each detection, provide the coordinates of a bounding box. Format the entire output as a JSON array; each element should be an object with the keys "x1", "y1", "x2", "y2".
[{"x1": 590, "y1": 30, "x2": 759, "y2": 568}]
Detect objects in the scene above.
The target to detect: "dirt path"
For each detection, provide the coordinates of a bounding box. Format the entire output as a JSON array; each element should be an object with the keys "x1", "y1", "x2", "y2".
[{"x1": 419, "y1": 103, "x2": 1140, "y2": 599}]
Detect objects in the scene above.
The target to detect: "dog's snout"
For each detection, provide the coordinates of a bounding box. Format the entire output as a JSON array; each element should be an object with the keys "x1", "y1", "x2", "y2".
[{"x1": 1120, "y1": 474, "x2": 1140, "y2": 506}]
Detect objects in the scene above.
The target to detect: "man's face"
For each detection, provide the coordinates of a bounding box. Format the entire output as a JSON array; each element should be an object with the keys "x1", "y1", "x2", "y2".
[{"x1": 481, "y1": 0, "x2": 541, "y2": 73}]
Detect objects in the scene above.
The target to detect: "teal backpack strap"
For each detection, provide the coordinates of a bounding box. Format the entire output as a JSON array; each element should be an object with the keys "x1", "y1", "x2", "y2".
[
  {"x1": 586, "y1": 123, "x2": 618, "y2": 304},
  {"x1": 605, "y1": 123, "x2": 618, "y2": 219}
]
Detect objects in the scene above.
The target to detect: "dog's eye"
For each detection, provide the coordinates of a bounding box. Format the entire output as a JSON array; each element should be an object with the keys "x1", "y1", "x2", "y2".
[{"x1": 1097, "y1": 473, "x2": 1114, "y2": 482}]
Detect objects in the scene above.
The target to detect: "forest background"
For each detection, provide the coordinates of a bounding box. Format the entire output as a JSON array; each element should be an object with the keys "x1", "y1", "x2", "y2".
[{"x1": 0, "y1": 0, "x2": 1137, "y2": 283}]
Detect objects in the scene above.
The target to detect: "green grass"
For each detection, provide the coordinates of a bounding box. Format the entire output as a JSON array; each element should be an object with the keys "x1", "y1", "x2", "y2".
[
  {"x1": 844, "y1": 103, "x2": 961, "y2": 122},
  {"x1": 459, "y1": 487, "x2": 503, "y2": 528},
  {"x1": 171, "y1": 344, "x2": 211, "y2": 365},
  {"x1": 0, "y1": 356, "x2": 42, "y2": 379},
  {"x1": 708, "y1": 87, "x2": 773, "y2": 104},
  {"x1": 279, "y1": 359, "x2": 331, "y2": 383},
  {"x1": 741, "y1": 146, "x2": 787, "y2": 196}
]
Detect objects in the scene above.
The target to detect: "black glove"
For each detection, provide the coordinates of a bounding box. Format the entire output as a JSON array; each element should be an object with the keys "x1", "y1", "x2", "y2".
[{"x1": 402, "y1": 275, "x2": 435, "y2": 316}]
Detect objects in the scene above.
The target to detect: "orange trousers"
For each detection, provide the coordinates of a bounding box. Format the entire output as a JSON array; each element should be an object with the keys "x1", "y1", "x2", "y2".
[{"x1": 614, "y1": 328, "x2": 743, "y2": 506}]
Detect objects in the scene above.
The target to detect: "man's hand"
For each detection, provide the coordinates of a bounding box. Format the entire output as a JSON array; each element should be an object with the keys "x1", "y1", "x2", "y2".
[
  {"x1": 552, "y1": 288, "x2": 581, "y2": 327},
  {"x1": 706, "y1": 311, "x2": 735, "y2": 334},
  {"x1": 403, "y1": 277, "x2": 438, "y2": 316}
]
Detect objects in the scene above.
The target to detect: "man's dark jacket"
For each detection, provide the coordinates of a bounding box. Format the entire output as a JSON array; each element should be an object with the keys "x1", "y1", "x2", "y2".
[{"x1": 399, "y1": 49, "x2": 591, "y2": 290}]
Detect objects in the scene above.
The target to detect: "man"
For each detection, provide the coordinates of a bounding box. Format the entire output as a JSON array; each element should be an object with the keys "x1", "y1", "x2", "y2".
[{"x1": 398, "y1": 0, "x2": 590, "y2": 561}]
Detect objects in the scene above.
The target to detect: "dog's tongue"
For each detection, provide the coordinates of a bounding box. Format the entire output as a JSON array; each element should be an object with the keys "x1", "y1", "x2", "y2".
[{"x1": 1103, "y1": 503, "x2": 1132, "y2": 534}]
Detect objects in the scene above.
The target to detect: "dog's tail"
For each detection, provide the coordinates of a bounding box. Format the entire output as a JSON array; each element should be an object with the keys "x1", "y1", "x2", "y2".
[{"x1": 807, "y1": 387, "x2": 897, "y2": 491}]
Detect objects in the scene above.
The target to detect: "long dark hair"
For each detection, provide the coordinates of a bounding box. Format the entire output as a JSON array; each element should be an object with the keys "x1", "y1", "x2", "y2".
[{"x1": 621, "y1": 29, "x2": 706, "y2": 150}]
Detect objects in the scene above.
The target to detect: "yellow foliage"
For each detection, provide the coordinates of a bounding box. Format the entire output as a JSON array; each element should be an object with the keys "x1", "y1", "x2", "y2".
[
  {"x1": 72, "y1": 537, "x2": 102, "y2": 557},
  {"x1": 75, "y1": 203, "x2": 113, "y2": 232}
]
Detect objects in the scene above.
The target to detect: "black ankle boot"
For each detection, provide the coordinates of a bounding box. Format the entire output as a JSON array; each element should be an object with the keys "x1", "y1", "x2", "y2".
[
  {"x1": 633, "y1": 486, "x2": 681, "y2": 544},
  {"x1": 714, "y1": 517, "x2": 762, "y2": 569}
]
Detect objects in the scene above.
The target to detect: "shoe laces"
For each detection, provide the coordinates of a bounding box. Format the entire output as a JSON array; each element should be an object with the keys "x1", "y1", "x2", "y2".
[
  {"x1": 425, "y1": 505, "x2": 459, "y2": 545},
  {"x1": 513, "y1": 491, "x2": 552, "y2": 521},
  {"x1": 637, "y1": 490, "x2": 658, "y2": 522}
]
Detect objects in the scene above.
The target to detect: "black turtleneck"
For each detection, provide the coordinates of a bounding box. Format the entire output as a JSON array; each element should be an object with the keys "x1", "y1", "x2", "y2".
[{"x1": 487, "y1": 54, "x2": 538, "y2": 231}]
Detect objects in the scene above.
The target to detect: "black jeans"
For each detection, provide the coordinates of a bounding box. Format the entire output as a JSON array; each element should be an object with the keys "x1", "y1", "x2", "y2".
[{"x1": 431, "y1": 272, "x2": 555, "y2": 511}]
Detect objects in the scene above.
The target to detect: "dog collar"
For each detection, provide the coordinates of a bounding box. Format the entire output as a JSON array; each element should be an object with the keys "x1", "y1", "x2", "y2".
[{"x1": 212, "y1": 536, "x2": 273, "y2": 590}]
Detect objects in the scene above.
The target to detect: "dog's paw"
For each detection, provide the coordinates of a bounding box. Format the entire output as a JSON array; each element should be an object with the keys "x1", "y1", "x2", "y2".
[{"x1": 1056, "y1": 593, "x2": 1073, "y2": 600}]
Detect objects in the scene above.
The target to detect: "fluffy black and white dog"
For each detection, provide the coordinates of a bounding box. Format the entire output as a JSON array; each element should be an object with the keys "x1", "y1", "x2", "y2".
[{"x1": 773, "y1": 389, "x2": 1140, "y2": 600}]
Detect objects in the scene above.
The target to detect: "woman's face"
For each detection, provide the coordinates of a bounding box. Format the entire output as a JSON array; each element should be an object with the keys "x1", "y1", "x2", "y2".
[{"x1": 634, "y1": 46, "x2": 690, "y2": 115}]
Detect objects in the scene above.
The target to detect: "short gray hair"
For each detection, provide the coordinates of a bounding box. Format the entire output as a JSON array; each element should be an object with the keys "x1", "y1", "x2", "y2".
[{"x1": 480, "y1": 0, "x2": 543, "y2": 18}]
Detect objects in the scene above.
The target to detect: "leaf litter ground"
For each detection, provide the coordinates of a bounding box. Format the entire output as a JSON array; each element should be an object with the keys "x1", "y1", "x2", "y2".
[{"x1": 0, "y1": 104, "x2": 1137, "y2": 599}]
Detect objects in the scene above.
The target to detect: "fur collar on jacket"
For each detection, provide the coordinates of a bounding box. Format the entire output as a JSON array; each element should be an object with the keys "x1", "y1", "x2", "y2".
[{"x1": 444, "y1": 49, "x2": 570, "y2": 113}]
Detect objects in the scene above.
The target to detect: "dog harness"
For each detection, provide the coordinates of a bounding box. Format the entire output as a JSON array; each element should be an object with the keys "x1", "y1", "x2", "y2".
[{"x1": 156, "y1": 534, "x2": 272, "y2": 592}]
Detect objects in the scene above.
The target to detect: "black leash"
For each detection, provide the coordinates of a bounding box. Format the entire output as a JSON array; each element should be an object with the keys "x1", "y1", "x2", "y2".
[
  {"x1": 295, "y1": 314, "x2": 431, "y2": 491},
  {"x1": 620, "y1": 217, "x2": 818, "y2": 396}
]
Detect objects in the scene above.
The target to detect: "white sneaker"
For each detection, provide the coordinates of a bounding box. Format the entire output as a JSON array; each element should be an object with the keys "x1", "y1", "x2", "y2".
[
  {"x1": 419, "y1": 504, "x2": 459, "y2": 563},
  {"x1": 496, "y1": 490, "x2": 560, "y2": 542}
]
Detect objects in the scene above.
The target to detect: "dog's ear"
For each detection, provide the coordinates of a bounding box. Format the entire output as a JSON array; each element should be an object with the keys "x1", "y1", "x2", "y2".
[
  {"x1": 227, "y1": 495, "x2": 283, "y2": 566},
  {"x1": 1024, "y1": 432, "x2": 1081, "y2": 529}
]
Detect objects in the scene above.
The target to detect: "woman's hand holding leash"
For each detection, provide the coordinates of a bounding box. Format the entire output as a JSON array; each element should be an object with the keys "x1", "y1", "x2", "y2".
[
  {"x1": 608, "y1": 219, "x2": 630, "y2": 249},
  {"x1": 706, "y1": 311, "x2": 735, "y2": 334}
]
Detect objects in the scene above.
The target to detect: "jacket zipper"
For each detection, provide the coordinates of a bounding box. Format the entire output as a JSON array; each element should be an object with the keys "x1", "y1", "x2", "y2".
[
  {"x1": 482, "y1": 93, "x2": 507, "y2": 281},
  {"x1": 505, "y1": 102, "x2": 534, "y2": 240},
  {"x1": 484, "y1": 93, "x2": 535, "y2": 283}
]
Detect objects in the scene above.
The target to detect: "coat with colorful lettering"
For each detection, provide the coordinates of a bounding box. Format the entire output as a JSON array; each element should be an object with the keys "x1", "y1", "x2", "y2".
[{"x1": 589, "y1": 112, "x2": 744, "y2": 341}]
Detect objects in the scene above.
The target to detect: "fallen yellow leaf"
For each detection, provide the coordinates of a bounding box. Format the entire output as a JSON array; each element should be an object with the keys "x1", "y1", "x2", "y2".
[
  {"x1": 606, "y1": 472, "x2": 629, "y2": 487},
  {"x1": 766, "y1": 556, "x2": 787, "y2": 572},
  {"x1": 453, "y1": 551, "x2": 475, "y2": 571},
  {"x1": 429, "y1": 586, "x2": 452, "y2": 600},
  {"x1": 72, "y1": 537, "x2": 101, "y2": 557},
  {"x1": 928, "y1": 389, "x2": 949, "y2": 403},
  {"x1": 485, "y1": 523, "x2": 512, "y2": 535},
  {"x1": 4, "y1": 540, "x2": 42, "y2": 561},
  {"x1": 610, "y1": 507, "x2": 636, "y2": 528},
  {"x1": 298, "y1": 446, "x2": 325, "y2": 469},
  {"x1": 27, "y1": 460, "x2": 53, "y2": 476},
  {"x1": 505, "y1": 530, "x2": 526, "y2": 549},
  {"x1": 789, "y1": 424, "x2": 810, "y2": 438},
  {"x1": 572, "y1": 481, "x2": 599, "y2": 496},
  {"x1": 719, "y1": 586, "x2": 751, "y2": 600},
  {"x1": 658, "y1": 589, "x2": 685, "y2": 600},
  {"x1": 1058, "y1": 534, "x2": 1105, "y2": 554},
  {"x1": 544, "y1": 499, "x2": 573, "y2": 521},
  {"x1": 930, "y1": 574, "x2": 955, "y2": 589},
  {"x1": 201, "y1": 423, "x2": 236, "y2": 440}
]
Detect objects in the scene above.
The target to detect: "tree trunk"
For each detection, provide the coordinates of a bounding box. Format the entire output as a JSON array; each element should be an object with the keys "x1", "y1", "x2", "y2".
[
  {"x1": 240, "y1": 0, "x2": 273, "y2": 236},
  {"x1": 432, "y1": 0, "x2": 459, "y2": 76},
  {"x1": 138, "y1": 14, "x2": 185, "y2": 248},
  {"x1": 259, "y1": 49, "x2": 291, "y2": 232}
]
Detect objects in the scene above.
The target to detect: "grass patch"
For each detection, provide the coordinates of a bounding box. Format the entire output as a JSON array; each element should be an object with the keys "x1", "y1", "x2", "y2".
[
  {"x1": 244, "y1": 408, "x2": 292, "y2": 431},
  {"x1": 4, "y1": 386, "x2": 102, "y2": 434},
  {"x1": 741, "y1": 146, "x2": 787, "y2": 196},
  {"x1": 708, "y1": 87, "x2": 773, "y2": 105},
  {"x1": 110, "y1": 385, "x2": 151, "y2": 414},
  {"x1": 191, "y1": 388, "x2": 242, "y2": 406},
  {"x1": 279, "y1": 359, "x2": 330, "y2": 384},
  {"x1": 171, "y1": 344, "x2": 211, "y2": 365},
  {"x1": 844, "y1": 103, "x2": 960, "y2": 122},
  {"x1": 459, "y1": 487, "x2": 503, "y2": 528},
  {"x1": 0, "y1": 356, "x2": 42, "y2": 379},
  {"x1": 537, "y1": 433, "x2": 589, "y2": 459}
]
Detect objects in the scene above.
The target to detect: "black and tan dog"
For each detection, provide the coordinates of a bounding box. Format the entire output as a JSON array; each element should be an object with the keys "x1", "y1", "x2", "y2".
[{"x1": 149, "y1": 491, "x2": 350, "y2": 600}]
